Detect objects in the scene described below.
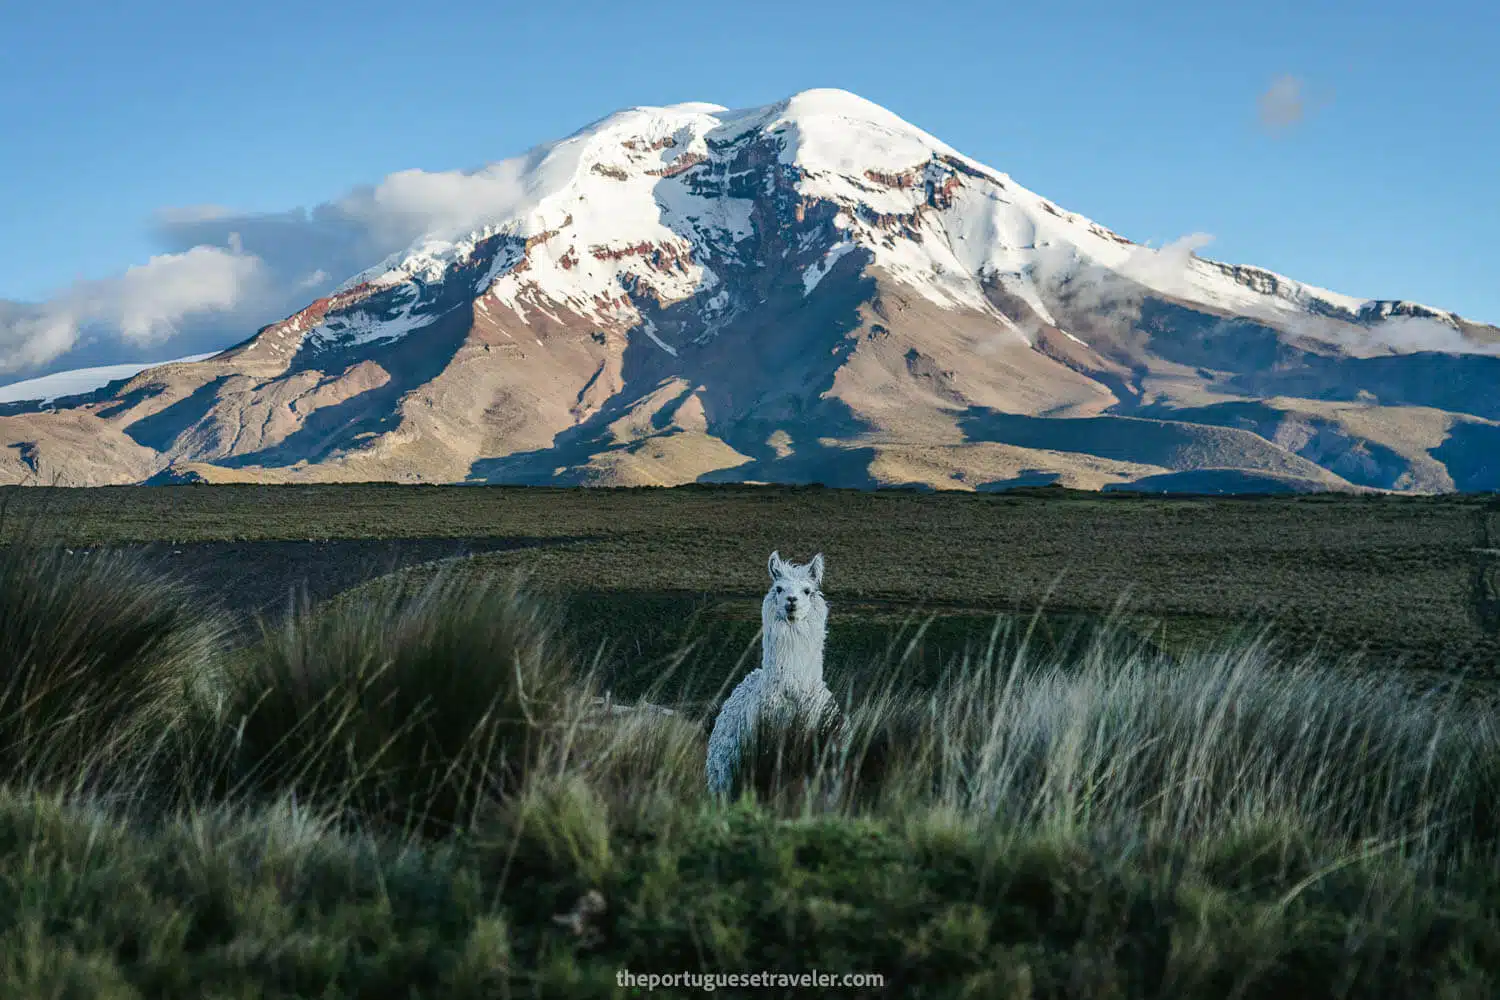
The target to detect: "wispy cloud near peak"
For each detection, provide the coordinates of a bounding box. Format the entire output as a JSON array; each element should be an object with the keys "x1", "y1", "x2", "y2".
[{"x1": 1256, "y1": 74, "x2": 1331, "y2": 134}]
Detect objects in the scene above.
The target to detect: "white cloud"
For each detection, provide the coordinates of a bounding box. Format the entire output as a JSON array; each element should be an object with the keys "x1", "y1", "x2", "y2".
[
  {"x1": 1280, "y1": 312, "x2": 1500, "y2": 358},
  {"x1": 0, "y1": 246, "x2": 262, "y2": 374},
  {"x1": 107, "y1": 246, "x2": 259, "y2": 341},
  {"x1": 336, "y1": 162, "x2": 531, "y2": 248},
  {"x1": 1256, "y1": 75, "x2": 1330, "y2": 134},
  {"x1": 1118, "y1": 232, "x2": 1216, "y2": 296},
  {"x1": 1258, "y1": 75, "x2": 1306, "y2": 130},
  {"x1": 0, "y1": 155, "x2": 541, "y2": 379},
  {"x1": 1029, "y1": 233, "x2": 1216, "y2": 318}
]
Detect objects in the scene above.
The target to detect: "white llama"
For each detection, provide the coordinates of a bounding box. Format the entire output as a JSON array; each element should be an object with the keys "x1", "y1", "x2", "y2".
[{"x1": 706, "y1": 550, "x2": 837, "y2": 797}]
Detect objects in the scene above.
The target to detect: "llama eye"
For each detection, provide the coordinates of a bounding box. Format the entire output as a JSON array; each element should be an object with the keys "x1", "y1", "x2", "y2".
[{"x1": 803, "y1": 588, "x2": 811, "y2": 595}]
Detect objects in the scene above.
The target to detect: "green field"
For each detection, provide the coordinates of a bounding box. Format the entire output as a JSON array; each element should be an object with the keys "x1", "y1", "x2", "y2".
[
  {"x1": 3, "y1": 483, "x2": 1500, "y2": 997},
  {"x1": 5, "y1": 483, "x2": 1498, "y2": 683}
]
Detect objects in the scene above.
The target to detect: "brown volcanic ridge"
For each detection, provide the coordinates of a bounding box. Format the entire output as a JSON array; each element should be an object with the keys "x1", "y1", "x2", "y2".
[{"x1": 3, "y1": 89, "x2": 1498, "y2": 493}]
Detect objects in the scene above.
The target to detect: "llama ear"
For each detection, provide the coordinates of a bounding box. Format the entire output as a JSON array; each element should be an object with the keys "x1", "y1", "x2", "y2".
[
  {"x1": 768, "y1": 550, "x2": 783, "y2": 580},
  {"x1": 808, "y1": 552, "x2": 824, "y2": 587}
]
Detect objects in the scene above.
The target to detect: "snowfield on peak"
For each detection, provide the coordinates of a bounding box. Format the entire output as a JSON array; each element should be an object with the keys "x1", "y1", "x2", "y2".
[
  {"x1": 766, "y1": 88, "x2": 975, "y2": 171},
  {"x1": 310, "y1": 87, "x2": 1479, "y2": 361},
  {"x1": 307, "y1": 90, "x2": 1039, "y2": 349}
]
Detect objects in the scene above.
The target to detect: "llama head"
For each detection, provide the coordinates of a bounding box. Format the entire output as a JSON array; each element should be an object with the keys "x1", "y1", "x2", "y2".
[{"x1": 763, "y1": 550, "x2": 828, "y2": 633}]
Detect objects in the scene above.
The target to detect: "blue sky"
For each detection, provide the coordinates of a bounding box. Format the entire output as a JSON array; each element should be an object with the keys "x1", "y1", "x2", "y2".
[{"x1": 1, "y1": 0, "x2": 1495, "y2": 378}]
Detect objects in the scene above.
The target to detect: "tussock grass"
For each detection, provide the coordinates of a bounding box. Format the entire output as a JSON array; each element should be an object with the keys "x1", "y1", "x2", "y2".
[
  {"x1": 824, "y1": 624, "x2": 1500, "y2": 862},
  {"x1": 0, "y1": 525, "x2": 227, "y2": 797},
  {"x1": 730, "y1": 698, "x2": 849, "y2": 811},
  {"x1": 559, "y1": 706, "x2": 708, "y2": 813},
  {"x1": 0, "y1": 520, "x2": 1499, "y2": 995},
  {"x1": 205, "y1": 565, "x2": 585, "y2": 837}
]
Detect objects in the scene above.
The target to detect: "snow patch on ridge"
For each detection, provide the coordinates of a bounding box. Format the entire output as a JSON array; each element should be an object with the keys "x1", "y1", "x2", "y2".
[
  {"x1": 803, "y1": 242, "x2": 859, "y2": 295},
  {"x1": 307, "y1": 282, "x2": 438, "y2": 348},
  {"x1": 639, "y1": 318, "x2": 678, "y2": 357},
  {"x1": 0, "y1": 353, "x2": 218, "y2": 404}
]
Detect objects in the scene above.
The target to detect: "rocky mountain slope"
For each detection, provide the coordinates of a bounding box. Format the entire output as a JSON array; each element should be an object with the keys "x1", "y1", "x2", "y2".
[{"x1": 3, "y1": 89, "x2": 1497, "y2": 491}]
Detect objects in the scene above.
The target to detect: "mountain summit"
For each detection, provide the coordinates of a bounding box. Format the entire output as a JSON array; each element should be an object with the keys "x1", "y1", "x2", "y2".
[{"x1": 3, "y1": 88, "x2": 1498, "y2": 491}]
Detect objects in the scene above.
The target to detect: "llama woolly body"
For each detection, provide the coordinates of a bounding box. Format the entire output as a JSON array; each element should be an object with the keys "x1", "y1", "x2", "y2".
[{"x1": 706, "y1": 551, "x2": 834, "y2": 796}]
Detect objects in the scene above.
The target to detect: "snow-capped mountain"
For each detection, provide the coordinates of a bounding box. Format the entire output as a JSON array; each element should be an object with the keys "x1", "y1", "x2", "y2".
[{"x1": 3, "y1": 89, "x2": 1498, "y2": 491}]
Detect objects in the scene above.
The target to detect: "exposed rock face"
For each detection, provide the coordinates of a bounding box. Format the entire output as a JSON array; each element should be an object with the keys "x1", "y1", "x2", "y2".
[{"x1": 2, "y1": 89, "x2": 1497, "y2": 491}]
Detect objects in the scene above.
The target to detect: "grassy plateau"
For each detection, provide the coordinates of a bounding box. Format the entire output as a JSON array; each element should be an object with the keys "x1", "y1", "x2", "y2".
[{"x1": 0, "y1": 482, "x2": 1497, "y2": 997}]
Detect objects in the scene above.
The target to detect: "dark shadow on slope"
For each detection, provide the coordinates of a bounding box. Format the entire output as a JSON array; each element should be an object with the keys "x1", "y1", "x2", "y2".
[
  {"x1": 205, "y1": 233, "x2": 522, "y2": 469},
  {"x1": 467, "y1": 421, "x2": 636, "y2": 486},
  {"x1": 957, "y1": 407, "x2": 1332, "y2": 481},
  {"x1": 647, "y1": 381, "x2": 700, "y2": 431},
  {"x1": 217, "y1": 287, "x2": 480, "y2": 469},
  {"x1": 142, "y1": 467, "x2": 210, "y2": 485},
  {"x1": 1120, "y1": 298, "x2": 1500, "y2": 425},
  {"x1": 471, "y1": 145, "x2": 881, "y2": 487},
  {"x1": 1136, "y1": 299, "x2": 1310, "y2": 373},
  {"x1": 468, "y1": 373, "x2": 709, "y2": 484},
  {"x1": 624, "y1": 136, "x2": 878, "y2": 481},
  {"x1": 467, "y1": 395, "x2": 882, "y2": 488},
  {"x1": 1228, "y1": 352, "x2": 1500, "y2": 422},
  {"x1": 696, "y1": 442, "x2": 882, "y2": 489},
  {"x1": 92, "y1": 380, "x2": 170, "y2": 419},
  {"x1": 974, "y1": 471, "x2": 1063, "y2": 492},
  {"x1": 6, "y1": 442, "x2": 38, "y2": 476},
  {"x1": 1085, "y1": 368, "x2": 1149, "y2": 417},
  {"x1": 1137, "y1": 400, "x2": 1416, "y2": 490},
  {"x1": 1433, "y1": 421, "x2": 1500, "y2": 492},
  {"x1": 121, "y1": 376, "x2": 232, "y2": 452},
  {"x1": 1102, "y1": 469, "x2": 1331, "y2": 495},
  {"x1": 663, "y1": 252, "x2": 879, "y2": 482},
  {"x1": 1136, "y1": 398, "x2": 1287, "y2": 431}
]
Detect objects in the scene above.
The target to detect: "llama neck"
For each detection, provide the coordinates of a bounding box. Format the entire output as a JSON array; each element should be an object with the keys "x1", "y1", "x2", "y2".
[{"x1": 761, "y1": 621, "x2": 825, "y2": 691}]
